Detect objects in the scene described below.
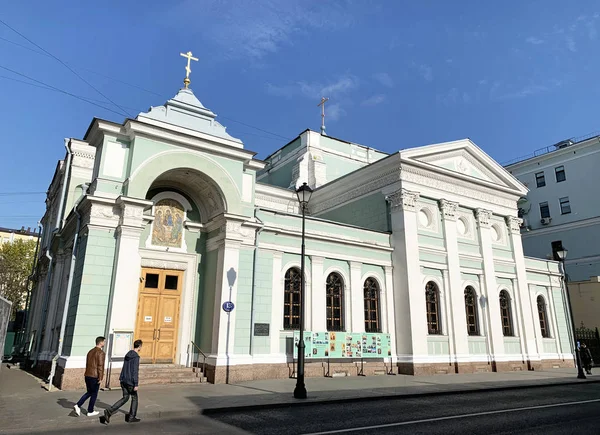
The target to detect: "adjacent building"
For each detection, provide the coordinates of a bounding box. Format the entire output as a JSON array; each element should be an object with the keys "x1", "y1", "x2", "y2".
[
  {"x1": 0, "y1": 226, "x2": 39, "y2": 245},
  {"x1": 26, "y1": 76, "x2": 573, "y2": 390},
  {"x1": 506, "y1": 135, "x2": 600, "y2": 332}
]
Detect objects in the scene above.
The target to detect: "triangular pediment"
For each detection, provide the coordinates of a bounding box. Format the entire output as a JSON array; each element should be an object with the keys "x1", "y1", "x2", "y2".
[{"x1": 400, "y1": 139, "x2": 527, "y2": 195}]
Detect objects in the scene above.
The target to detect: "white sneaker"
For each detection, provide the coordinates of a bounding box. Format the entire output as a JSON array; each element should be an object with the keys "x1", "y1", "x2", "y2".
[
  {"x1": 74, "y1": 404, "x2": 81, "y2": 416},
  {"x1": 87, "y1": 411, "x2": 99, "y2": 417}
]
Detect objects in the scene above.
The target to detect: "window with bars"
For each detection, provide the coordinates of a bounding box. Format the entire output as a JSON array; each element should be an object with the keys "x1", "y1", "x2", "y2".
[
  {"x1": 426, "y1": 282, "x2": 442, "y2": 335},
  {"x1": 499, "y1": 290, "x2": 514, "y2": 337},
  {"x1": 363, "y1": 278, "x2": 381, "y2": 332},
  {"x1": 537, "y1": 295, "x2": 550, "y2": 338},
  {"x1": 283, "y1": 268, "x2": 301, "y2": 330},
  {"x1": 464, "y1": 286, "x2": 479, "y2": 336},
  {"x1": 326, "y1": 272, "x2": 344, "y2": 331}
]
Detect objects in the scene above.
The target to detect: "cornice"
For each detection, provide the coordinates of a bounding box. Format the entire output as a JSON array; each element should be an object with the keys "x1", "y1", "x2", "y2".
[{"x1": 400, "y1": 164, "x2": 517, "y2": 208}]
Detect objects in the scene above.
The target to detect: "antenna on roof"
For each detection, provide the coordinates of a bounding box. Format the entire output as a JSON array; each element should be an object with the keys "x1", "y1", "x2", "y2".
[{"x1": 318, "y1": 97, "x2": 329, "y2": 136}]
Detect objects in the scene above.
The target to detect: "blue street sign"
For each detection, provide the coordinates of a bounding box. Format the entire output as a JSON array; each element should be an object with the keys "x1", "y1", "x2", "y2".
[{"x1": 222, "y1": 301, "x2": 235, "y2": 312}]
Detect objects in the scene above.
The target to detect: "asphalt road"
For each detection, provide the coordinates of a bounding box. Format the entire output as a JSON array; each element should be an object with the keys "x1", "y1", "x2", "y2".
[
  {"x1": 4, "y1": 383, "x2": 599, "y2": 434},
  {"x1": 209, "y1": 383, "x2": 600, "y2": 435}
]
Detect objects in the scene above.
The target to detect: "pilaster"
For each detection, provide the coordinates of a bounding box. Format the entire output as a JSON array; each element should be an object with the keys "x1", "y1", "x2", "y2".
[
  {"x1": 310, "y1": 256, "x2": 325, "y2": 332},
  {"x1": 349, "y1": 261, "x2": 363, "y2": 332},
  {"x1": 106, "y1": 197, "x2": 151, "y2": 334},
  {"x1": 506, "y1": 216, "x2": 539, "y2": 364},
  {"x1": 270, "y1": 251, "x2": 283, "y2": 355},
  {"x1": 438, "y1": 199, "x2": 469, "y2": 361},
  {"x1": 383, "y1": 266, "x2": 395, "y2": 338},
  {"x1": 385, "y1": 189, "x2": 426, "y2": 359},
  {"x1": 475, "y1": 208, "x2": 505, "y2": 358},
  {"x1": 211, "y1": 238, "x2": 241, "y2": 359}
]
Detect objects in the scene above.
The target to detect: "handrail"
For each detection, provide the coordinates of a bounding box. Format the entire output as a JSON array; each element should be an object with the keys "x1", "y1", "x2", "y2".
[{"x1": 190, "y1": 341, "x2": 207, "y2": 379}]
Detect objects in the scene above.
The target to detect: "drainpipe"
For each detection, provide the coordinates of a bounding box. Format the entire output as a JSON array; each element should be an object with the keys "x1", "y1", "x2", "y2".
[
  {"x1": 33, "y1": 139, "x2": 72, "y2": 367},
  {"x1": 47, "y1": 183, "x2": 87, "y2": 391},
  {"x1": 249, "y1": 208, "x2": 265, "y2": 356},
  {"x1": 21, "y1": 222, "x2": 42, "y2": 349}
]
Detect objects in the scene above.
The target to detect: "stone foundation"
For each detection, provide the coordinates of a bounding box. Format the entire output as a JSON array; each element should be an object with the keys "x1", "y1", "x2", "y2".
[
  {"x1": 25, "y1": 357, "x2": 577, "y2": 389},
  {"x1": 206, "y1": 360, "x2": 392, "y2": 384}
]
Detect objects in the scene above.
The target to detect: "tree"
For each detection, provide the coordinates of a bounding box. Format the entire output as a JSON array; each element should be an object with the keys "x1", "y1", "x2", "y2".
[{"x1": 0, "y1": 239, "x2": 37, "y2": 320}]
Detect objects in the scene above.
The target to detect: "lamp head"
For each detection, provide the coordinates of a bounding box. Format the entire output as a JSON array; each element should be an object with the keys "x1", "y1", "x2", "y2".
[
  {"x1": 296, "y1": 182, "x2": 313, "y2": 205},
  {"x1": 556, "y1": 248, "x2": 568, "y2": 261}
]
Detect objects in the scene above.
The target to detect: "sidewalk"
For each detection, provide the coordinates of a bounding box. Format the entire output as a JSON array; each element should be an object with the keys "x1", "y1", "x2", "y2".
[{"x1": 1, "y1": 364, "x2": 598, "y2": 433}]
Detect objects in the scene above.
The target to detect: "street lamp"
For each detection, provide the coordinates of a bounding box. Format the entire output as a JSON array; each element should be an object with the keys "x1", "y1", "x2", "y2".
[
  {"x1": 294, "y1": 182, "x2": 313, "y2": 399},
  {"x1": 556, "y1": 248, "x2": 586, "y2": 379}
]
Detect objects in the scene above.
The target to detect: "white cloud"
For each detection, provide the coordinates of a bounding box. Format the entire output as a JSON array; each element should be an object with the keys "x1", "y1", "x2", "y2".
[
  {"x1": 361, "y1": 94, "x2": 386, "y2": 106},
  {"x1": 266, "y1": 75, "x2": 359, "y2": 99},
  {"x1": 164, "y1": 0, "x2": 356, "y2": 60},
  {"x1": 372, "y1": 72, "x2": 394, "y2": 88},
  {"x1": 566, "y1": 35, "x2": 577, "y2": 52},
  {"x1": 526, "y1": 36, "x2": 544, "y2": 45},
  {"x1": 490, "y1": 80, "x2": 562, "y2": 101},
  {"x1": 419, "y1": 64, "x2": 433, "y2": 82},
  {"x1": 327, "y1": 103, "x2": 345, "y2": 121}
]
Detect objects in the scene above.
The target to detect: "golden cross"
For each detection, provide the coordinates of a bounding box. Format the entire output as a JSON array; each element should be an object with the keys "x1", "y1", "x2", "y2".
[{"x1": 180, "y1": 51, "x2": 199, "y2": 89}]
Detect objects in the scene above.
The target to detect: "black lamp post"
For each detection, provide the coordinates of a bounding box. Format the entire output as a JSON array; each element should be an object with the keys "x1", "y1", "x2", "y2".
[
  {"x1": 556, "y1": 248, "x2": 586, "y2": 379},
  {"x1": 294, "y1": 182, "x2": 313, "y2": 399}
]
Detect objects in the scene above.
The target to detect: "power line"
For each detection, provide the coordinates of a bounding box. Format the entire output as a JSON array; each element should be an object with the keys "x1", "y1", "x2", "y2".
[
  {"x1": 0, "y1": 19, "x2": 131, "y2": 118},
  {"x1": 0, "y1": 65, "x2": 128, "y2": 117},
  {"x1": 0, "y1": 192, "x2": 46, "y2": 196},
  {"x1": 0, "y1": 35, "x2": 292, "y2": 143}
]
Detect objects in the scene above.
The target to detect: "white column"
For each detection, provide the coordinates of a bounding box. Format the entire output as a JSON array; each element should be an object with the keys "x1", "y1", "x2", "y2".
[
  {"x1": 343, "y1": 262, "x2": 352, "y2": 332},
  {"x1": 439, "y1": 199, "x2": 469, "y2": 363},
  {"x1": 270, "y1": 251, "x2": 283, "y2": 355},
  {"x1": 106, "y1": 198, "x2": 148, "y2": 335},
  {"x1": 546, "y1": 285, "x2": 562, "y2": 357},
  {"x1": 212, "y1": 239, "x2": 241, "y2": 359},
  {"x1": 350, "y1": 261, "x2": 363, "y2": 332},
  {"x1": 527, "y1": 283, "x2": 542, "y2": 360},
  {"x1": 386, "y1": 189, "x2": 426, "y2": 361},
  {"x1": 442, "y1": 269, "x2": 455, "y2": 364},
  {"x1": 475, "y1": 209, "x2": 505, "y2": 359},
  {"x1": 384, "y1": 266, "x2": 395, "y2": 338},
  {"x1": 311, "y1": 256, "x2": 325, "y2": 332},
  {"x1": 478, "y1": 273, "x2": 493, "y2": 363},
  {"x1": 507, "y1": 216, "x2": 539, "y2": 365}
]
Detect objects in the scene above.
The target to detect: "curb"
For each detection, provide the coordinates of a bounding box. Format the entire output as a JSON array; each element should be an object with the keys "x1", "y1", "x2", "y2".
[{"x1": 200, "y1": 378, "x2": 600, "y2": 415}]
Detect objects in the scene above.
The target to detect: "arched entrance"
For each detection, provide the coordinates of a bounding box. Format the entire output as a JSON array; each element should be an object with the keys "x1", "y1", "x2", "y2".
[{"x1": 130, "y1": 166, "x2": 230, "y2": 365}]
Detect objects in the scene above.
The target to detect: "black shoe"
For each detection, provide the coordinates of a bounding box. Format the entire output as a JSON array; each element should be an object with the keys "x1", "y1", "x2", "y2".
[
  {"x1": 103, "y1": 409, "x2": 111, "y2": 424},
  {"x1": 125, "y1": 414, "x2": 129, "y2": 422},
  {"x1": 128, "y1": 417, "x2": 141, "y2": 423}
]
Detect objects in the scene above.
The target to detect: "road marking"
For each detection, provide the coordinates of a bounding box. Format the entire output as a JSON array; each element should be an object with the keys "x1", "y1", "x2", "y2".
[{"x1": 301, "y1": 398, "x2": 600, "y2": 435}]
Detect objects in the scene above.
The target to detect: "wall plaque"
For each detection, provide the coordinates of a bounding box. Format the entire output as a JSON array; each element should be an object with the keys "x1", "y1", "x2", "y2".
[{"x1": 254, "y1": 323, "x2": 270, "y2": 337}]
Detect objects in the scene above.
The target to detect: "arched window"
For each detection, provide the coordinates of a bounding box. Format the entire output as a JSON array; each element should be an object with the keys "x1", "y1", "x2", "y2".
[
  {"x1": 499, "y1": 290, "x2": 514, "y2": 337},
  {"x1": 283, "y1": 268, "x2": 301, "y2": 330},
  {"x1": 326, "y1": 273, "x2": 344, "y2": 331},
  {"x1": 464, "y1": 286, "x2": 479, "y2": 336},
  {"x1": 426, "y1": 282, "x2": 441, "y2": 335},
  {"x1": 363, "y1": 278, "x2": 380, "y2": 332},
  {"x1": 537, "y1": 295, "x2": 550, "y2": 338}
]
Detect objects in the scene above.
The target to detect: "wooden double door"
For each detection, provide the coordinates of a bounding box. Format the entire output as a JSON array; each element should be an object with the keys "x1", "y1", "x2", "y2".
[{"x1": 135, "y1": 268, "x2": 183, "y2": 364}]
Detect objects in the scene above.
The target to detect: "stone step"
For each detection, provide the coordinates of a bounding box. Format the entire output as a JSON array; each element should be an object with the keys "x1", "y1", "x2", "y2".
[
  {"x1": 140, "y1": 376, "x2": 204, "y2": 385},
  {"x1": 140, "y1": 370, "x2": 195, "y2": 379}
]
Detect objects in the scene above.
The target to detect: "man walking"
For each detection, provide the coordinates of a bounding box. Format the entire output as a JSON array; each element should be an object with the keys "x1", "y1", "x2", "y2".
[
  {"x1": 74, "y1": 336, "x2": 105, "y2": 417},
  {"x1": 104, "y1": 339, "x2": 142, "y2": 424},
  {"x1": 581, "y1": 342, "x2": 594, "y2": 375}
]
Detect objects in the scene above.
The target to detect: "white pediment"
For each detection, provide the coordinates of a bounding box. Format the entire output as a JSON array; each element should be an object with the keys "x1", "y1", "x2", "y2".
[{"x1": 400, "y1": 139, "x2": 527, "y2": 195}]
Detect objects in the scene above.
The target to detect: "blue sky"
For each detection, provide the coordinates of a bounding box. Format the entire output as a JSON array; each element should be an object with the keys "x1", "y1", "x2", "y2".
[{"x1": 1, "y1": 0, "x2": 600, "y2": 229}]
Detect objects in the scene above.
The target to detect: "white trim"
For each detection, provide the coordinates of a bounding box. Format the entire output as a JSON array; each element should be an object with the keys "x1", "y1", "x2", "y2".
[{"x1": 323, "y1": 266, "x2": 351, "y2": 332}]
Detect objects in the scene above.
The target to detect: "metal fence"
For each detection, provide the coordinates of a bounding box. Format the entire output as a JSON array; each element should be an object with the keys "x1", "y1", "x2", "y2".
[{"x1": 575, "y1": 327, "x2": 600, "y2": 366}]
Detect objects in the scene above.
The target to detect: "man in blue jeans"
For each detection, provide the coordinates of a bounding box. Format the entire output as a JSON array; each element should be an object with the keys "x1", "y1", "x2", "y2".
[
  {"x1": 104, "y1": 339, "x2": 142, "y2": 424},
  {"x1": 74, "y1": 336, "x2": 105, "y2": 417}
]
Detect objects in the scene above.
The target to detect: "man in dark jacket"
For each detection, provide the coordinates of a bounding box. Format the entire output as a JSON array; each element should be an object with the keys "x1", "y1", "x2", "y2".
[
  {"x1": 74, "y1": 336, "x2": 105, "y2": 417},
  {"x1": 104, "y1": 339, "x2": 142, "y2": 424},
  {"x1": 581, "y1": 342, "x2": 594, "y2": 375}
]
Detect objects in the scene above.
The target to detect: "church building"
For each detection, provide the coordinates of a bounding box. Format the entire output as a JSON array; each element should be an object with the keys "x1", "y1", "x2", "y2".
[{"x1": 26, "y1": 58, "x2": 574, "y2": 389}]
